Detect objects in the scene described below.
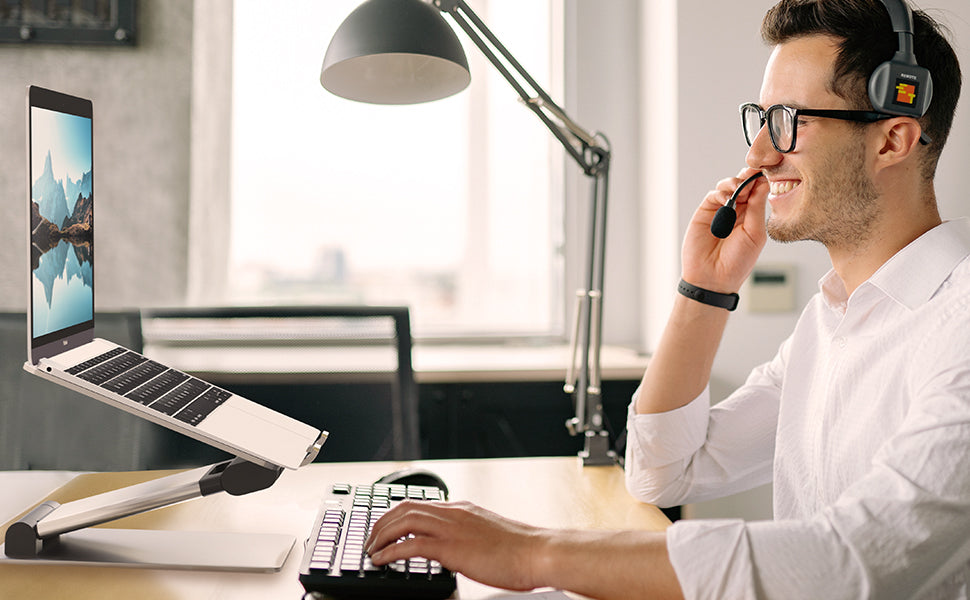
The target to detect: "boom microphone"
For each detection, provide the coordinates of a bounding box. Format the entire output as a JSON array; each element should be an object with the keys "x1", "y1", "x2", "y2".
[{"x1": 710, "y1": 172, "x2": 764, "y2": 239}]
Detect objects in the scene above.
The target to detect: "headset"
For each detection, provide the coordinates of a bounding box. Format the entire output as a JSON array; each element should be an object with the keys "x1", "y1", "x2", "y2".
[{"x1": 869, "y1": 0, "x2": 933, "y2": 118}]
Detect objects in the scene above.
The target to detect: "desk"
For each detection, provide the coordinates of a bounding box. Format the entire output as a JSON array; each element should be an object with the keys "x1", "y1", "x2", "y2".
[{"x1": 0, "y1": 457, "x2": 669, "y2": 599}]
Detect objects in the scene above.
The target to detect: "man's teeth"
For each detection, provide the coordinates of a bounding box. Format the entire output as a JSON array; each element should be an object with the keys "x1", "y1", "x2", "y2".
[{"x1": 770, "y1": 180, "x2": 799, "y2": 195}]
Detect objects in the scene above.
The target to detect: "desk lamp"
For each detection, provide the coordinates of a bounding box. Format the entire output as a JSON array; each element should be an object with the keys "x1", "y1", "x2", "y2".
[{"x1": 321, "y1": 0, "x2": 614, "y2": 465}]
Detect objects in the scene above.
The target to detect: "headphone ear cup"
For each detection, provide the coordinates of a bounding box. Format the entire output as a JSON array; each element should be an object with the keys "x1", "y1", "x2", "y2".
[
  {"x1": 868, "y1": 61, "x2": 896, "y2": 113},
  {"x1": 868, "y1": 59, "x2": 933, "y2": 117}
]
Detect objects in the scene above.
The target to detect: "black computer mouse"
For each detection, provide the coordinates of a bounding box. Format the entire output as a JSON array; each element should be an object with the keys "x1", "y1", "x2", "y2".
[{"x1": 375, "y1": 468, "x2": 449, "y2": 499}]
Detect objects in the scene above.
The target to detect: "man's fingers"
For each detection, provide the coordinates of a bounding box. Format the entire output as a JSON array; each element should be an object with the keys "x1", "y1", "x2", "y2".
[
  {"x1": 369, "y1": 534, "x2": 441, "y2": 566},
  {"x1": 366, "y1": 503, "x2": 447, "y2": 557}
]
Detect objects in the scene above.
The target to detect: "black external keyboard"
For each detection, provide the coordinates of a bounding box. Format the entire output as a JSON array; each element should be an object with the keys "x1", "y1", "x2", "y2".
[{"x1": 299, "y1": 482, "x2": 456, "y2": 599}]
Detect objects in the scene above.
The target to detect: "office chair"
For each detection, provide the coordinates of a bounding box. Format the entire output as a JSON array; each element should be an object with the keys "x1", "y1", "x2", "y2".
[
  {"x1": 0, "y1": 310, "x2": 164, "y2": 470},
  {"x1": 141, "y1": 305, "x2": 420, "y2": 463}
]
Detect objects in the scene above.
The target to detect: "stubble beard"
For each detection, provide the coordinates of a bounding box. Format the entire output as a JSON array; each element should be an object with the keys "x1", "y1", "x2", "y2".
[{"x1": 766, "y1": 137, "x2": 879, "y2": 249}]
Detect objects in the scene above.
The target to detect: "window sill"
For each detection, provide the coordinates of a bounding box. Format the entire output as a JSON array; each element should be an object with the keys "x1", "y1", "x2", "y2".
[
  {"x1": 142, "y1": 342, "x2": 649, "y2": 385},
  {"x1": 412, "y1": 343, "x2": 648, "y2": 383}
]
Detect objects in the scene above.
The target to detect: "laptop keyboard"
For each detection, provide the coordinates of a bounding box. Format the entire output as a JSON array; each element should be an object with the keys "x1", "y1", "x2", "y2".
[
  {"x1": 65, "y1": 346, "x2": 230, "y2": 426},
  {"x1": 299, "y1": 482, "x2": 456, "y2": 599}
]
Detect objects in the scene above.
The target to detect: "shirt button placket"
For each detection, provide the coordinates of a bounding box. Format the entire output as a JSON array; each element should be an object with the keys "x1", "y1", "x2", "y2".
[{"x1": 814, "y1": 331, "x2": 847, "y2": 508}]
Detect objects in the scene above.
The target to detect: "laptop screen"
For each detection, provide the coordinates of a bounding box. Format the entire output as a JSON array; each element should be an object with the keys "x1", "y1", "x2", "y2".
[{"x1": 28, "y1": 86, "x2": 95, "y2": 360}]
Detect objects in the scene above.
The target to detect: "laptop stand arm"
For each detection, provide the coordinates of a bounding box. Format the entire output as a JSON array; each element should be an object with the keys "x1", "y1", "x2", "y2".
[{"x1": 5, "y1": 457, "x2": 282, "y2": 559}]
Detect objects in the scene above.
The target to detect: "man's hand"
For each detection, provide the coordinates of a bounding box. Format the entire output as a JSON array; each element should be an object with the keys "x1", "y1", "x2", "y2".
[
  {"x1": 682, "y1": 167, "x2": 769, "y2": 294},
  {"x1": 366, "y1": 500, "x2": 546, "y2": 591}
]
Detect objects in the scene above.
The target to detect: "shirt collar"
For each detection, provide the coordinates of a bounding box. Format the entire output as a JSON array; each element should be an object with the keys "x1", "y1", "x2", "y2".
[{"x1": 819, "y1": 218, "x2": 970, "y2": 312}]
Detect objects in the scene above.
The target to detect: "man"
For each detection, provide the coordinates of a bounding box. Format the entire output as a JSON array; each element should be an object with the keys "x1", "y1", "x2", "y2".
[{"x1": 366, "y1": 0, "x2": 966, "y2": 597}]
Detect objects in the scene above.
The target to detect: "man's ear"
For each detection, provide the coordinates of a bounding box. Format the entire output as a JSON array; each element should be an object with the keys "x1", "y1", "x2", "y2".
[{"x1": 874, "y1": 117, "x2": 923, "y2": 168}]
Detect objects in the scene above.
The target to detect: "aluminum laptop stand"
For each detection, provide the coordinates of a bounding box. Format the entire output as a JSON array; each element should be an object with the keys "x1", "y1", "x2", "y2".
[{"x1": 1, "y1": 457, "x2": 295, "y2": 572}]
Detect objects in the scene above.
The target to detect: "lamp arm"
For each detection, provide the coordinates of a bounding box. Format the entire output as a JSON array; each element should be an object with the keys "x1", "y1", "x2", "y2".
[{"x1": 434, "y1": 0, "x2": 610, "y2": 176}]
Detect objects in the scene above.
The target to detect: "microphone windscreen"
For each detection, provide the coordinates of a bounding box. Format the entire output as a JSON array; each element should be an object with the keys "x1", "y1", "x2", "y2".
[{"x1": 710, "y1": 205, "x2": 737, "y2": 239}]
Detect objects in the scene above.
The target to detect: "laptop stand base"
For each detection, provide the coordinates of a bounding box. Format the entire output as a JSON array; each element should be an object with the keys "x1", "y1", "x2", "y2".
[
  {"x1": 0, "y1": 528, "x2": 294, "y2": 572},
  {"x1": 2, "y1": 457, "x2": 291, "y2": 572}
]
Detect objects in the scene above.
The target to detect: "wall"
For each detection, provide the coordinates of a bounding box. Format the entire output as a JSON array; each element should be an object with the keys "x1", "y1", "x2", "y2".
[
  {"x1": 566, "y1": 0, "x2": 643, "y2": 348},
  {"x1": 0, "y1": 1, "x2": 194, "y2": 311}
]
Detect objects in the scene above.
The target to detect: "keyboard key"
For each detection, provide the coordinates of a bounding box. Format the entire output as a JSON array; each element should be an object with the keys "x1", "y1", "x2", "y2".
[{"x1": 309, "y1": 559, "x2": 332, "y2": 571}]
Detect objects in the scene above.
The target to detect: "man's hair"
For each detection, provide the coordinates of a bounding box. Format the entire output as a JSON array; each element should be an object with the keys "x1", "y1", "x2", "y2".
[{"x1": 762, "y1": 0, "x2": 962, "y2": 179}]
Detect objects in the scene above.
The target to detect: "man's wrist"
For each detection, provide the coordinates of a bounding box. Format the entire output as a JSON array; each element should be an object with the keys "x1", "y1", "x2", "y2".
[
  {"x1": 528, "y1": 530, "x2": 559, "y2": 590},
  {"x1": 677, "y1": 279, "x2": 739, "y2": 311}
]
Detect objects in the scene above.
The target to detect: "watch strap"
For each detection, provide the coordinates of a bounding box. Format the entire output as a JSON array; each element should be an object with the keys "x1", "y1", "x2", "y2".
[{"x1": 677, "y1": 279, "x2": 739, "y2": 311}]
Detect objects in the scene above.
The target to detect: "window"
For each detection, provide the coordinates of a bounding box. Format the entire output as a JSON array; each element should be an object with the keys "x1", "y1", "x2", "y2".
[{"x1": 230, "y1": 0, "x2": 563, "y2": 338}]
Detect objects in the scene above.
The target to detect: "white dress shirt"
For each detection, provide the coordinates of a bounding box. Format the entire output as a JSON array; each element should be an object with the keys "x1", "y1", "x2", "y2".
[{"x1": 626, "y1": 219, "x2": 970, "y2": 600}]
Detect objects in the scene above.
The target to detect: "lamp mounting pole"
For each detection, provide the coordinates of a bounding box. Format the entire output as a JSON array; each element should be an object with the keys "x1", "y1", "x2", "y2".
[{"x1": 434, "y1": 0, "x2": 616, "y2": 466}]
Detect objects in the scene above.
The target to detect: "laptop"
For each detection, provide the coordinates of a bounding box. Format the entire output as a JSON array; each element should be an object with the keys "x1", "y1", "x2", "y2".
[{"x1": 23, "y1": 85, "x2": 327, "y2": 470}]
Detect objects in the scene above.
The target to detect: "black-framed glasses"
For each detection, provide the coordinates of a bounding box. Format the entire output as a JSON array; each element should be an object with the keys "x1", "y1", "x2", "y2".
[{"x1": 739, "y1": 102, "x2": 930, "y2": 153}]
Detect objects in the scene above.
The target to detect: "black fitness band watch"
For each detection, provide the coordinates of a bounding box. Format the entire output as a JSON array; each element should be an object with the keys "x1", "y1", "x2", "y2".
[{"x1": 677, "y1": 279, "x2": 739, "y2": 311}]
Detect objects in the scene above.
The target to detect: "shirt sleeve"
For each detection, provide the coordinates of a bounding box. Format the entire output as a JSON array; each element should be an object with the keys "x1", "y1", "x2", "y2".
[
  {"x1": 664, "y1": 315, "x2": 970, "y2": 600},
  {"x1": 667, "y1": 411, "x2": 970, "y2": 600},
  {"x1": 625, "y1": 340, "x2": 787, "y2": 508}
]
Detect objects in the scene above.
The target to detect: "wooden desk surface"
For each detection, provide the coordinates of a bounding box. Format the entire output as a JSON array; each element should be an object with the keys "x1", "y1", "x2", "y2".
[{"x1": 0, "y1": 457, "x2": 669, "y2": 599}]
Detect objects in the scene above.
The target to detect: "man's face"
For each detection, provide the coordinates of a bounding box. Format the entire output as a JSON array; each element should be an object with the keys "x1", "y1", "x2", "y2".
[{"x1": 746, "y1": 35, "x2": 879, "y2": 248}]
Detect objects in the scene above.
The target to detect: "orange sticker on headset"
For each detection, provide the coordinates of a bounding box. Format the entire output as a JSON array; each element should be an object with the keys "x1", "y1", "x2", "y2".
[{"x1": 895, "y1": 82, "x2": 917, "y2": 105}]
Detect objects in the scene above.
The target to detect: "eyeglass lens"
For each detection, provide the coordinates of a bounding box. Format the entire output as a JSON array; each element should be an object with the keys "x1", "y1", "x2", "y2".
[
  {"x1": 742, "y1": 105, "x2": 795, "y2": 152},
  {"x1": 742, "y1": 106, "x2": 764, "y2": 146}
]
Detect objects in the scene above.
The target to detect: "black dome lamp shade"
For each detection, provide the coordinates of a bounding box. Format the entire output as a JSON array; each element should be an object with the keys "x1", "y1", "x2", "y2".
[{"x1": 320, "y1": 0, "x2": 471, "y2": 105}]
